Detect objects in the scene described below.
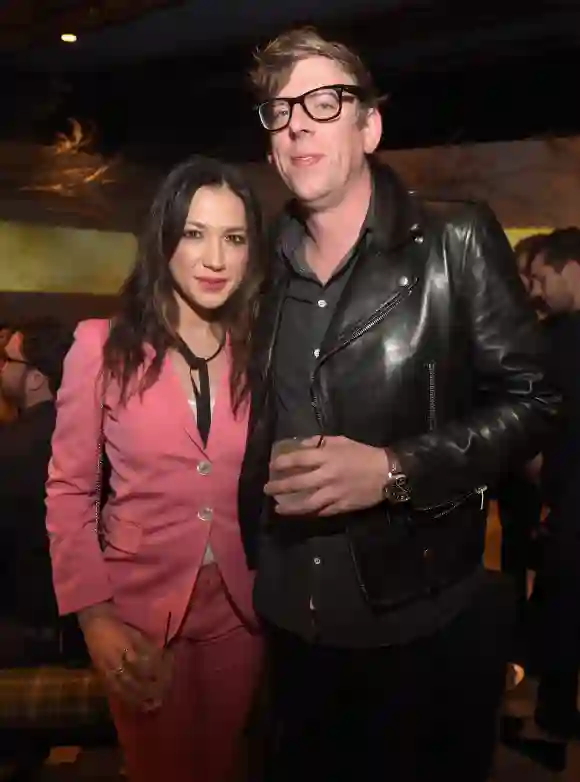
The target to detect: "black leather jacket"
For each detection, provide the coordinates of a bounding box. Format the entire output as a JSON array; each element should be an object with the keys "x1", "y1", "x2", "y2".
[{"x1": 238, "y1": 164, "x2": 559, "y2": 612}]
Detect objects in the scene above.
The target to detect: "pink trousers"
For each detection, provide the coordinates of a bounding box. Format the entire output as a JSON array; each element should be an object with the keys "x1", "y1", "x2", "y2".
[{"x1": 108, "y1": 564, "x2": 264, "y2": 782}]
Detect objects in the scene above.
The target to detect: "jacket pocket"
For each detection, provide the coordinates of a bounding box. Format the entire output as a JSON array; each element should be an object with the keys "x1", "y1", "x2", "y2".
[
  {"x1": 103, "y1": 517, "x2": 143, "y2": 557},
  {"x1": 347, "y1": 509, "x2": 425, "y2": 611},
  {"x1": 347, "y1": 500, "x2": 485, "y2": 613}
]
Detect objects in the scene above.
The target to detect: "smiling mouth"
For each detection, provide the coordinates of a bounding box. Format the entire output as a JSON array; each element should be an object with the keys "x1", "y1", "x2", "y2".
[
  {"x1": 291, "y1": 155, "x2": 323, "y2": 166},
  {"x1": 196, "y1": 278, "x2": 228, "y2": 289}
]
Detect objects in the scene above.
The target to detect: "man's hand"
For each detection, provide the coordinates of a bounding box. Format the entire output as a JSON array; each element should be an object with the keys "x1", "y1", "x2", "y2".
[{"x1": 264, "y1": 436, "x2": 391, "y2": 516}]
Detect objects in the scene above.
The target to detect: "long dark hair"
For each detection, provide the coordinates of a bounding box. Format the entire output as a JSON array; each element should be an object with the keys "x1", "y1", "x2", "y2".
[{"x1": 103, "y1": 155, "x2": 264, "y2": 411}]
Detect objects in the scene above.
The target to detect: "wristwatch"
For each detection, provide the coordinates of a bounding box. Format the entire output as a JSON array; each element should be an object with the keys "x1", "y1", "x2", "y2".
[{"x1": 382, "y1": 451, "x2": 411, "y2": 504}]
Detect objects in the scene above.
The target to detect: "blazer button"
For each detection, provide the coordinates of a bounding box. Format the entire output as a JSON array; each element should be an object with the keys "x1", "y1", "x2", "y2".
[
  {"x1": 198, "y1": 507, "x2": 213, "y2": 522},
  {"x1": 197, "y1": 460, "x2": 212, "y2": 476}
]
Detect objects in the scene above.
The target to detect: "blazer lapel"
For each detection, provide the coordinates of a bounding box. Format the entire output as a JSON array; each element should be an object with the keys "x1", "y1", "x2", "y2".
[
  {"x1": 158, "y1": 353, "x2": 206, "y2": 453},
  {"x1": 205, "y1": 358, "x2": 249, "y2": 458}
]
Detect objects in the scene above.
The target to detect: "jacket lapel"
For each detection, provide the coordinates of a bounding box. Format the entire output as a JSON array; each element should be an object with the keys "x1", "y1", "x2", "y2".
[
  {"x1": 319, "y1": 165, "x2": 427, "y2": 358},
  {"x1": 318, "y1": 242, "x2": 421, "y2": 360},
  {"x1": 248, "y1": 270, "x2": 289, "y2": 429},
  {"x1": 157, "y1": 352, "x2": 207, "y2": 453}
]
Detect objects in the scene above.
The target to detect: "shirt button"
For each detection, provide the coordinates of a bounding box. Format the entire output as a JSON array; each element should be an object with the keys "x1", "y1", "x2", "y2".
[
  {"x1": 313, "y1": 348, "x2": 320, "y2": 359},
  {"x1": 198, "y1": 507, "x2": 213, "y2": 522},
  {"x1": 317, "y1": 299, "x2": 328, "y2": 308},
  {"x1": 197, "y1": 460, "x2": 211, "y2": 476},
  {"x1": 313, "y1": 557, "x2": 322, "y2": 565}
]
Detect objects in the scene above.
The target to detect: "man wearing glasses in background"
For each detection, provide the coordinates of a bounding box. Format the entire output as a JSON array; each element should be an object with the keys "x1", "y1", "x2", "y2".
[
  {"x1": 0, "y1": 317, "x2": 74, "y2": 665},
  {"x1": 238, "y1": 27, "x2": 559, "y2": 782}
]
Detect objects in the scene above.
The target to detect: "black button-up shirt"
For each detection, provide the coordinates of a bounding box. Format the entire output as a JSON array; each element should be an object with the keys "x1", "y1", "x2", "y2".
[
  {"x1": 273, "y1": 217, "x2": 363, "y2": 441},
  {"x1": 254, "y1": 201, "x2": 484, "y2": 648}
]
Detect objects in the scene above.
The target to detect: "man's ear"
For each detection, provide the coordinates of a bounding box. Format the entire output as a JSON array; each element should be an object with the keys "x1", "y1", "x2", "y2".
[
  {"x1": 26, "y1": 367, "x2": 46, "y2": 392},
  {"x1": 361, "y1": 107, "x2": 383, "y2": 155}
]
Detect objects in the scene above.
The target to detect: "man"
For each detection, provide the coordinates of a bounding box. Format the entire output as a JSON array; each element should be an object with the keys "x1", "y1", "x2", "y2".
[
  {"x1": 238, "y1": 28, "x2": 558, "y2": 782},
  {"x1": 0, "y1": 322, "x2": 17, "y2": 424},
  {"x1": 496, "y1": 234, "x2": 548, "y2": 650},
  {"x1": 528, "y1": 228, "x2": 580, "y2": 739},
  {"x1": 514, "y1": 234, "x2": 548, "y2": 295},
  {"x1": 0, "y1": 317, "x2": 76, "y2": 664}
]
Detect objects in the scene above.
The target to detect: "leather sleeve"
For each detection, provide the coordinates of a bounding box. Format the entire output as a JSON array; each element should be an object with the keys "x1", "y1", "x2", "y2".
[{"x1": 394, "y1": 204, "x2": 560, "y2": 507}]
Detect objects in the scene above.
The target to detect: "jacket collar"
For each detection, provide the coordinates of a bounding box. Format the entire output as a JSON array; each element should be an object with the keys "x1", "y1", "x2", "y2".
[{"x1": 367, "y1": 159, "x2": 424, "y2": 251}]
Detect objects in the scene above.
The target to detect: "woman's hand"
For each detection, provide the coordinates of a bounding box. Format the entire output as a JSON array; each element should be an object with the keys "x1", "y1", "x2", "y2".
[{"x1": 78, "y1": 604, "x2": 172, "y2": 712}]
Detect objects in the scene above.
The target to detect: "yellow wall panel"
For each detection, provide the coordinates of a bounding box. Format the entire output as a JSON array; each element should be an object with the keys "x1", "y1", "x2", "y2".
[
  {"x1": 0, "y1": 219, "x2": 558, "y2": 296},
  {"x1": 505, "y1": 227, "x2": 553, "y2": 247},
  {"x1": 0, "y1": 220, "x2": 135, "y2": 294}
]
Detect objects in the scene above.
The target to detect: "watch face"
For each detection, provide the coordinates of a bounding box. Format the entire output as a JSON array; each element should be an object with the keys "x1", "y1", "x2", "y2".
[{"x1": 387, "y1": 475, "x2": 410, "y2": 503}]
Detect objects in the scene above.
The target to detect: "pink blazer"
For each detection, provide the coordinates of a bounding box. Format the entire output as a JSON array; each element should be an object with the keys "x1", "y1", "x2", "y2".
[{"x1": 46, "y1": 319, "x2": 257, "y2": 645}]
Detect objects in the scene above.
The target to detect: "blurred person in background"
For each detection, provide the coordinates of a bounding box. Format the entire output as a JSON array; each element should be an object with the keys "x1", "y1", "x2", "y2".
[
  {"x1": 495, "y1": 233, "x2": 548, "y2": 662},
  {"x1": 0, "y1": 317, "x2": 74, "y2": 664},
  {"x1": 0, "y1": 322, "x2": 17, "y2": 424},
  {"x1": 514, "y1": 234, "x2": 549, "y2": 297},
  {"x1": 527, "y1": 227, "x2": 580, "y2": 740}
]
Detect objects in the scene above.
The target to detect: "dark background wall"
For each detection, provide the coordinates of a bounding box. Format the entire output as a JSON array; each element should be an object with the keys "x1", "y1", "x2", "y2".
[{"x1": 1, "y1": 134, "x2": 578, "y2": 325}]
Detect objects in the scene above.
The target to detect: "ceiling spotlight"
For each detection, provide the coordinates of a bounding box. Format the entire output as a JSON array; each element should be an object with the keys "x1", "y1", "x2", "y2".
[{"x1": 60, "y1": 33, "x2": 77, "y2": 43}]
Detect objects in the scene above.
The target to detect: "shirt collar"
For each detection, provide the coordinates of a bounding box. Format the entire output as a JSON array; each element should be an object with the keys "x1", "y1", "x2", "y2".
[{"x1": 278, "y1": 184, "x2": 376, "y2": 273}]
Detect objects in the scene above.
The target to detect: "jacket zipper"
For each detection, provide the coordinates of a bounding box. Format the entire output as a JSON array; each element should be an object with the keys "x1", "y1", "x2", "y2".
[
  {"x1": 306, "y1": 278, "x2": 486, "y2": 521},
  {"x1": 422, "y1": 362, "x2": 486, "y2": 515},
  {"x1": 310, "y1": 280, "x2": 418, "y2": 429},
  {"x1": 427, "y1": 361, "x2": 436, "y2": 431},
  {"x1": 416, "y1": 485, "x2": 488, "y2": 518}
]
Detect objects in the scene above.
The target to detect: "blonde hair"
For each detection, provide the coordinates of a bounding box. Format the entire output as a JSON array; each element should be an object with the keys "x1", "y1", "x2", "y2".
[{"x1": 249, "y1": 26, "x2": 378, "y2": 106}]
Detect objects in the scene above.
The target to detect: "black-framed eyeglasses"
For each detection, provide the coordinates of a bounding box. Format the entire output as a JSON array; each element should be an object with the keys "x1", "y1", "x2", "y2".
[
  {"x1": 256, "y1": 84, "x2": 367, "y2": 132},
  {"x1": 0, "y1": 353, "x2": 30, "y2": 367}
]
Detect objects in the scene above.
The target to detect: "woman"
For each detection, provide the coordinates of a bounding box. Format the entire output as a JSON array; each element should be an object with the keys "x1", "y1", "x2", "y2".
[{"x1": 46, "y1": 155, "x2": 265, "y2": 782}]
